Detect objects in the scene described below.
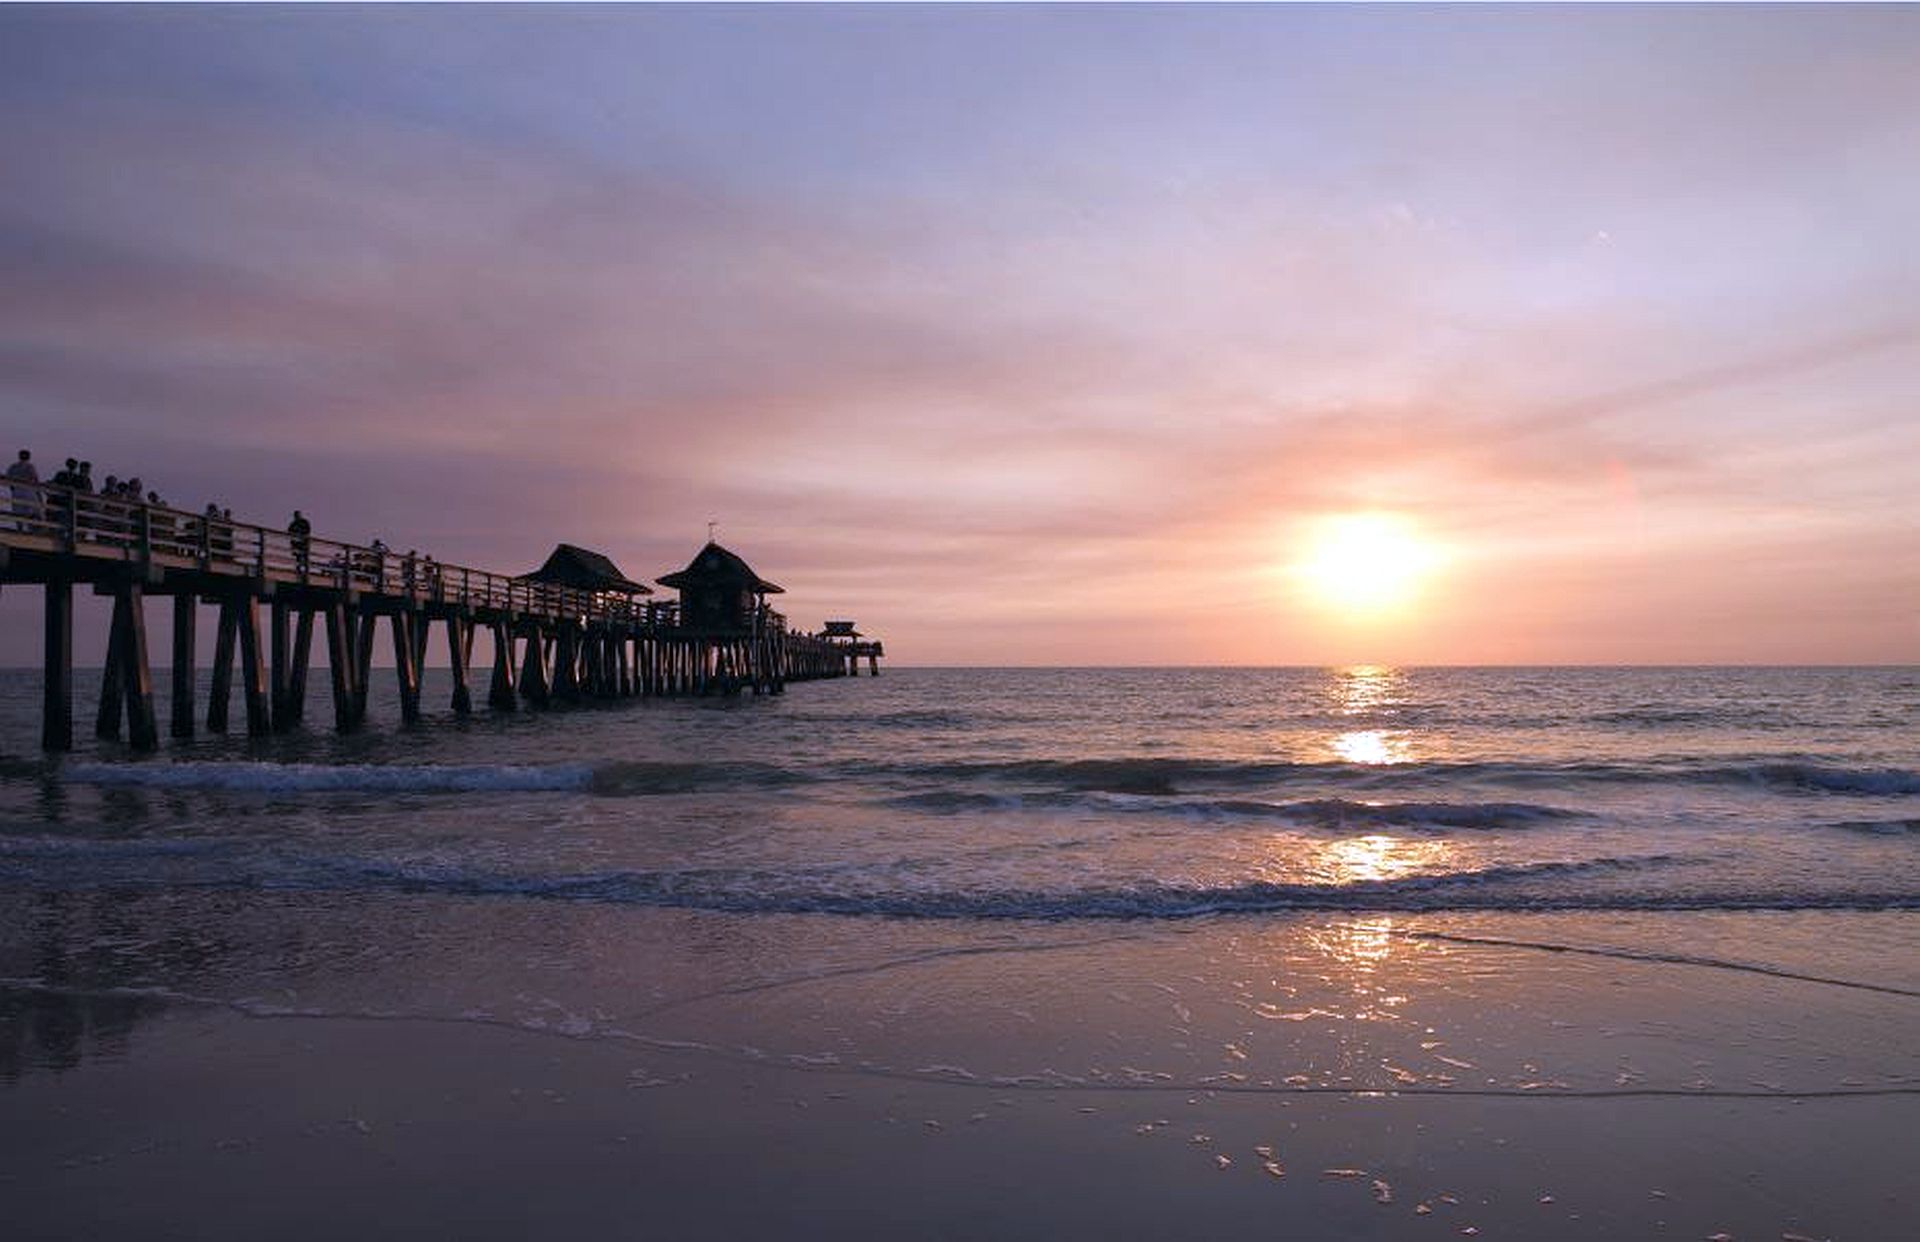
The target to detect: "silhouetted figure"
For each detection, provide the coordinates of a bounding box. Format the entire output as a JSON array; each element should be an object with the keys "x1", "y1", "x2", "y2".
[
  {"x1": 368, "y1": 538, "x2": 389, "y2": 588},
  {"x1": 205, "y1": 504, "x2": 234, "y2": 561},
  {"x1": 75, "y1": 462, "x2": 94, "y2": 493},
  {"x1": 6, "y1": 449, "x2": 38, "y2": 528},
  {"x1": 287, "y1": 510, "x2": 312, "y2": 574},
  {"x1": 54, "y1": 457, "x2": 77, "y2": 488}
]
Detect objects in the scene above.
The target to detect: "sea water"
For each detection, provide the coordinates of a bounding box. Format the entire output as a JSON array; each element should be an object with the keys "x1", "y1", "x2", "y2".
[{"x1": 5, "y1": 666, "x2": 1915, "y2": 925}]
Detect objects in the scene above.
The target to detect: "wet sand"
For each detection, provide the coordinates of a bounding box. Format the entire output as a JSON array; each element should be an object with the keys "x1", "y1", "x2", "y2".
[{"x1": 4, "y1": 905, "x2": 1916, "y2": 1239}]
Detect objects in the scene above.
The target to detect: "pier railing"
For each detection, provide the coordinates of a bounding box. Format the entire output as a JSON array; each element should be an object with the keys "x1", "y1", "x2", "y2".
[{"x1": 3, "y1": 478, "x2": 688, "y2": 628}]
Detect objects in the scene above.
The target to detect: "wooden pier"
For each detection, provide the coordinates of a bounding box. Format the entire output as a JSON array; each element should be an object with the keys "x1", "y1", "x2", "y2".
[{"x1": 1, "y1": 479, "x2": 882, "y2": 752}]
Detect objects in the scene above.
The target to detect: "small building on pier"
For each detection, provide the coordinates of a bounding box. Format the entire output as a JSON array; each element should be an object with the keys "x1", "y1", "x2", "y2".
[
  {"x1": 517, "y1": 544, "x2": 652, "y2": 599},
  {"x1": 656, "y1": 541, "x2": 782, "y2": 633}
]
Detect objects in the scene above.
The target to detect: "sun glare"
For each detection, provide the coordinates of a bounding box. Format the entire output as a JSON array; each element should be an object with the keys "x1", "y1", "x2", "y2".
[{"x1": 1296, "y1": 513, "x2": 1440, "y2": 616}]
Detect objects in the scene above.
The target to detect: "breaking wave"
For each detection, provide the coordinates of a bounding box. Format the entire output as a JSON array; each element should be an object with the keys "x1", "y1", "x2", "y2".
[
  {"x1": 59, "y1": 759, "x2": 810, "y2": 796},
  {"x1": 63, "y1": 760, "x2": 596, "y2": 794},
  {"x1": 878, "y1": 756, "x2": 1920, "y2": 797},
  {"x1": 1824, "y1": 818, "x2": 1920, "y2": 836},
  {"x1": 51, "y1": 754, "x2": 1920, "y2": 801},
  {"x1": 882, "y1": 790, "x2": 1582, "y2": 831},
  {"x1": 9, "y1": 844, "x2": 1912, "y2": 918}
]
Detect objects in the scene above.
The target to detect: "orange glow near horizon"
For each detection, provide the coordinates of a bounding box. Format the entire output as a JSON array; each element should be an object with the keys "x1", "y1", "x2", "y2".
[{"x1": 1294, "y1": 513, "x2": 1443, "y2": 619}]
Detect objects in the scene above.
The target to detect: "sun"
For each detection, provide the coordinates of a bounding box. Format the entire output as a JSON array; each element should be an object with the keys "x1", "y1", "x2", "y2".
[{"x1": 1295, "y1": 513, "x2": 1441, "y2": 615}]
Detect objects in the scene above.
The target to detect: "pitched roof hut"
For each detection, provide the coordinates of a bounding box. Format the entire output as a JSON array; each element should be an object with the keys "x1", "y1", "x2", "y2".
[
  {"x1": 517, "y1": 544, "x2": 652, "y2": 595},
  {"x1": 656, "y1": 541, "x2": 782, "y2": 633}
]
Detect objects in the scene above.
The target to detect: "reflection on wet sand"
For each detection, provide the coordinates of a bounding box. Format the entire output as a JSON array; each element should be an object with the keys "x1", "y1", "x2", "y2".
[{"x1": 0, "y1": 894, "x2": 181, "y2": 1080}]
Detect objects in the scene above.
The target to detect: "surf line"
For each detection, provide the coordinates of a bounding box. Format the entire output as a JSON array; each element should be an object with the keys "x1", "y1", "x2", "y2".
[
  {"x1": 1398, "y1": 930, "x2": 1920, "y2": 999},
  {"x1": 6, "y1": 978, "x2": 1919, "y2": 1103}
]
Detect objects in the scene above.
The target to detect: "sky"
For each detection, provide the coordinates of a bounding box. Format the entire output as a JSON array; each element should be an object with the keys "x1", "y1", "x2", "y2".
[{"x1": 1, "y1": 3, "x2": 1915, "y2": 665}]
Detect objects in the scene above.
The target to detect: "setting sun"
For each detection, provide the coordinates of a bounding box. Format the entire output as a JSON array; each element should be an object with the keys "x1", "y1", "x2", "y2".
[{"x1": 1296, "y1": 513, "x2": 1441, "y2": 615}]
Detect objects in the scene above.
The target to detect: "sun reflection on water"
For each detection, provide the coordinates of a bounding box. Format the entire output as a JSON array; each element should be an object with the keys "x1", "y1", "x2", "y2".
[
  {"x1": 1332, "y1": 729, "x2": 1407, "y2": 765},
  {"x1": 1325, "y1": 665, "x2": 1414, "y2": 764},
  {"x1": 1332, "y1": 664, "x2": 1401, "y2": 714},
  {"x1": 1312, "y1": 833, "x2": 1452, "y2": 885}
]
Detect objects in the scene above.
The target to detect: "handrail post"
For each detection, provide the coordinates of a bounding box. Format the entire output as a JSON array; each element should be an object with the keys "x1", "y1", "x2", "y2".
[{"x1": 255, "y1": 528, "x2": 266, "y2": 578}]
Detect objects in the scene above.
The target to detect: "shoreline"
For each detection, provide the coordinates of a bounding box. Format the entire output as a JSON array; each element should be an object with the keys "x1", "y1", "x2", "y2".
[{"x1": 5, "y1": 905, "x2": 1917, "y2": 1239}]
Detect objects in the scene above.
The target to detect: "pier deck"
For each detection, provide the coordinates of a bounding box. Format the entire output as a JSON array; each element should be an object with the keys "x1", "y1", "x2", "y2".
[{"x1": 1, "y1": 480, "x2": 882, "y2": 751}]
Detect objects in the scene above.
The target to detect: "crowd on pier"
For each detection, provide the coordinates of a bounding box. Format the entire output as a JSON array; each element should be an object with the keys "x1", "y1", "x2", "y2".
[{"x1": 5, "y1": 447, "x2": 444, "y2": 595}]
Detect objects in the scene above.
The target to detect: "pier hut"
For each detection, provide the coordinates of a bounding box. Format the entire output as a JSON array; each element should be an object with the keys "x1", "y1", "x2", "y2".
[
  {"x1": 655, "y1": 541, "x2": 782, "y2": 633},
  {"x1": 518, "y1": 544, "x2": 652, "y2": 599},
  {"x1": 515, "y1": 545, "x2": 652, "y2": 703},
  {"x1": 652, "y1": 542, "x2": 785, "y2": 695},
  {"x1": 823, "y1": 620, "x2": 883, "y2": 677}
]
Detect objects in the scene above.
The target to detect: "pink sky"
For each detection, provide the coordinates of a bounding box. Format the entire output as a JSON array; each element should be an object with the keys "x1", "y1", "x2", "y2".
[{"x1": 1, "y1": 6, "x2": 1914, "y2": 664}]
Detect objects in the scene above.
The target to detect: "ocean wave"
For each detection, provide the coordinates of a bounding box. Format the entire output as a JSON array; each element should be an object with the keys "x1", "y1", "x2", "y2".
[
  {"x1": 0, "y1": 834, "x2": 235, "y2": 859},
  {"x1": 7, "y1": 840, "x2": 1915, "y2": 917},
  {"x1": 1587, "y1": 706, "x2": 1755, "y2": 726},
  {"x1": 882, "y1": 790, "x2": 1581, "y2": 832},
  {"x1": 1266, "y1": 798, "x2": 1582, "y2": 830},
  {"x1": 1733, "y1": 763, "x2": 1920, "y2": 795},
  {"x1": 251, "y1": 862, "x2": 1915, "y2": 917},
  {"x1": 63, "y1": 760, "x2": 596, "y2": 794},
  {"x1": 588, "y1": 760, "x2": 812, "y2": 795},
  {"x1": 878, "y1": 756, "x2": 1920, "y2": 797},
  {"x1": 59, "y1": 759, "x2": 810, "y2": 796},
  {"x1": 53, "y1": 754, "x2": 1920, "y2": 800},
  {"x1": 1823, "y1": 818, "x2": 1920, "y2": 836}
]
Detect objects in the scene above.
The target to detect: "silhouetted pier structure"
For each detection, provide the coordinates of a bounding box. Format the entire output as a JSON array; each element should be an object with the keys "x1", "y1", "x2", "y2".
[{"x1": 0, "y1": 480, "x2": 881, "y2": 752}]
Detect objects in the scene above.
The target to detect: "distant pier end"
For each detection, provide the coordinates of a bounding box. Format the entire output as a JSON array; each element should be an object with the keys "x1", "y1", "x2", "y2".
[
  {"x1": 822, "y1": 620, "x2": 883, "y2": 677},
  {"x1": 0, "y1": 480, "x2": 883, "y2": 752}
]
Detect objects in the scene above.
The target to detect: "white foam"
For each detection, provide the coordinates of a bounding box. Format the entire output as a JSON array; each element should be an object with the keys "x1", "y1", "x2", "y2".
[{"x1": 62, "y1": 760, "x2": 592, "y2": 794}]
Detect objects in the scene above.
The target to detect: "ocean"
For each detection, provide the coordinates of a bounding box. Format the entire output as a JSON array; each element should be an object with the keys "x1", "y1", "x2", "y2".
[
  {"x1": 4, "y1": 665, "x2": 1918, "y2": 1238},
  {"x1": 6, "y1": 666, "x2": 1916, "y2": 922}
]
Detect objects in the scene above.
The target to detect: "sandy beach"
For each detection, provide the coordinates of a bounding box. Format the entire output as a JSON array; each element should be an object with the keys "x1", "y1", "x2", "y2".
[{"x1": 6, "y1": 900, "x2": 1915, "y2": 1240}]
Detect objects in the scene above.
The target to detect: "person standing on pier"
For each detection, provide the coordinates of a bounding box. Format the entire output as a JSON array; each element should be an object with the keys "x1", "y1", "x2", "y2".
[
  {"x1": 7, "y1": 450, "x2": 38, "y2": 529},
  {"x1": 288, "y1": 510, "x2": 312, "y2": 574}
]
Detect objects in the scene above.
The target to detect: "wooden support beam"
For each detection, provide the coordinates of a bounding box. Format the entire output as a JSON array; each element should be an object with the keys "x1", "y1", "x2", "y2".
[
  {"x1": 207, "y1": 597, "x2": 238, "y2": 733},
  {"x1": 390, "y1": 611, "x2": 421, "y2": 724},
  {"x1": 446, "y1": 614, "x2": 472, "y2": 715},
  {"x1": 352, "y1": 607, "x2": 376, "y2": 725},
  {"x1": 116, "y1": 583, "x2": 158, "y2": 752},
  {"x1": 171, "y1": 592, "x2": 196, "y2": 739},
  {"x1": 324, "y1": 603, "x2": 356, "y2": 733},
  {"x1": 269, "y1": 598, "x2": 292, "y2": 732},
  {"x1": 412, "y1": 606, "x2": 430, "y2": 675},
  {"x1": 42, "y1": 579, "x2": 74, "y2": 751},
  {"x1": 236, "y1": 595, "x2": 271, "y2": 737},
  {"x1": 96, "y1": 587, "x2": 128, "y2": 740},
  {"x1": 488, "y1": 621, "x2": 518, "y2": 710},
  {"x1": 553, "y1": 625, "x2": 579, "y2": 701},
  {"x1": 288, "y1": 607, "x2": 313, "y2": 725},
  {"x1": 520, "y1": 624, "x2": 550, "y2": 707}
]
